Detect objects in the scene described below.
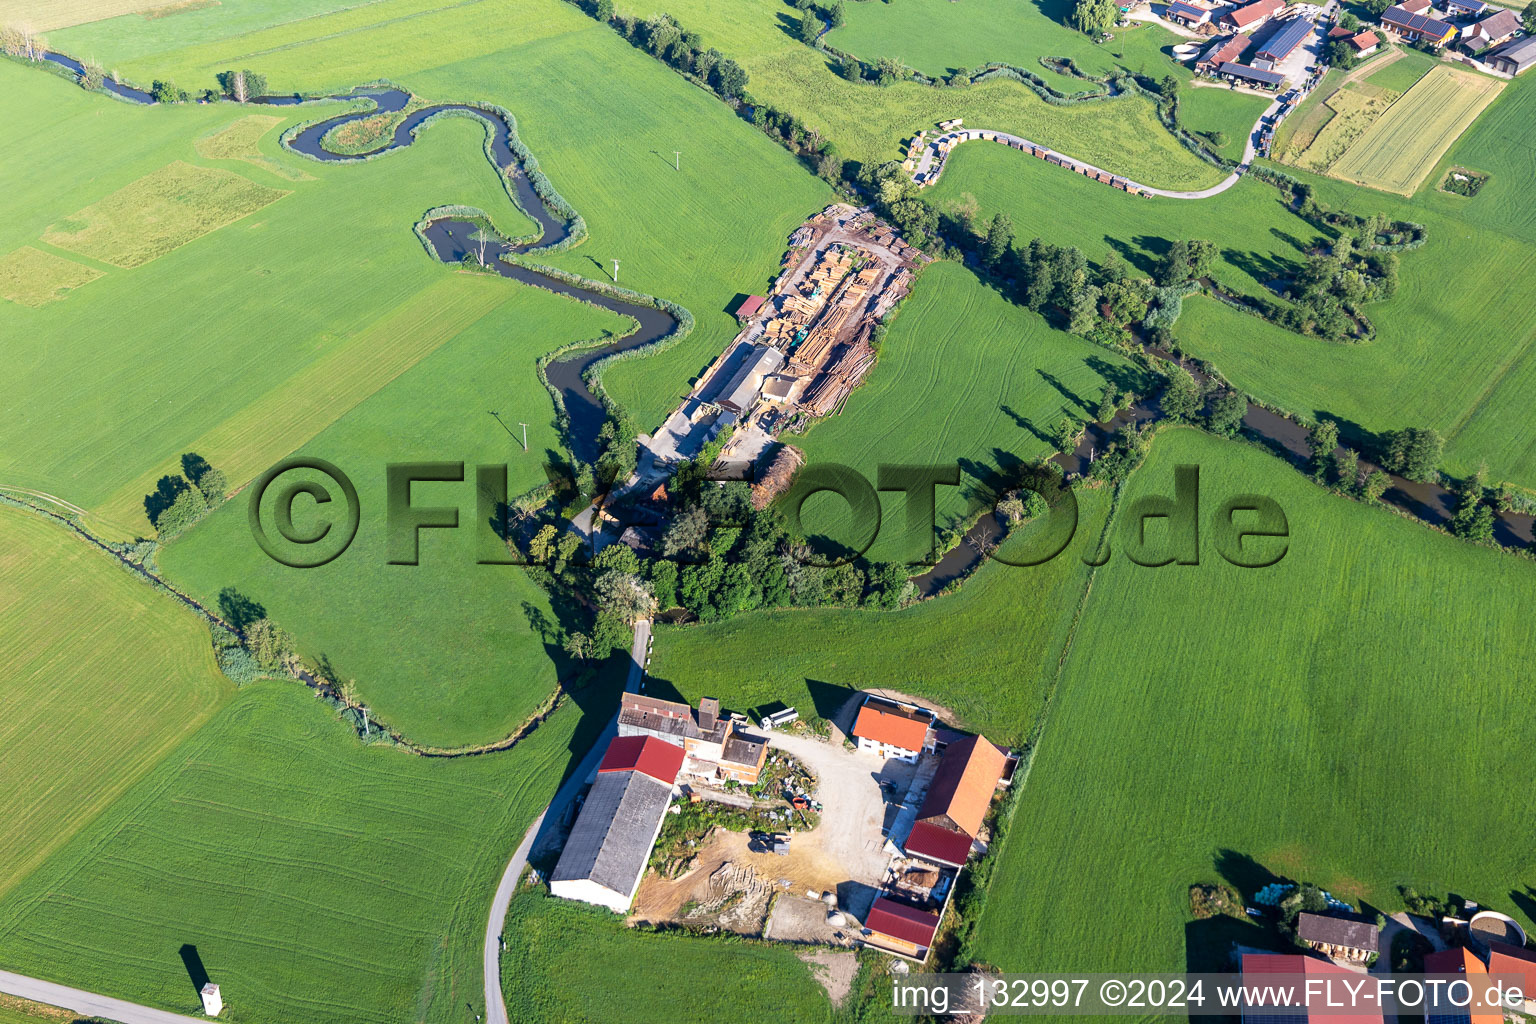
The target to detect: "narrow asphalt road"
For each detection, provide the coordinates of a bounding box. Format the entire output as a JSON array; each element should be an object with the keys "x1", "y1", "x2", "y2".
[
  {"x1": 482, "y1": 710, "x2": 619, "y2": 1024},
  {"x1": 0, "y1": 970, "x2": 208, "y2": 1024}
]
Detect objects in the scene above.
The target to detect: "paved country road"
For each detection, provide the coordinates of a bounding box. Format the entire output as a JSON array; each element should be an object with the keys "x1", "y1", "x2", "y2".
[{"x1": 0, "y1": 969, "x2": 207, "y2": 1024}]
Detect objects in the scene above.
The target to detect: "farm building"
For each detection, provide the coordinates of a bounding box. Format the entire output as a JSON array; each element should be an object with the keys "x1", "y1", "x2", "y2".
[
  {"x1": 862, "y1": 896, "x2": 942, "y2": 960},
  {"x1": 714, "y1": 344, "x2": 785, "y2": 417},
  {"x1": 1422, "y1": 948, "x2": 1502, "y2": 1024},
  {"x1": 1294, "y1": 912, "x2": 1380, "y2": 962},
  {"x1": 1219, "y1": 61, "x2": 1287, "y2": 87},
  {"x1": 902, "y1": 734, "x2": 1006, "y2": 868},
  {"x1": 1380, "y1": 4, "x2": 1457, "y2": 44},
  {"x1": 850, "y1": 694, "x2": 936, "y2": 762},
  {"x1": 1463, "y1": 8, "x2": 1521, "y2": 49},
  {"x1": 617, "y1": 693, "x2": 771, "y2": 784},
  {"x1": 1219, "y1": 0, "x2": 1283, "y2": 32},
  {"x1": 1239, "y1": 954, "x2": 1385, "y2": 1024},
  {"x1": 549, "y1": 736, "x2": 685, "y2": 913},
  {"x1": 1197, "y1": 34, "x2": 1253, "y2": 73},
  {"x1": 1444, "y1": 0, "x2": 1488, "y2": 16},
  {"x1": 732, "y1": 294, "x2": 766, "y2": 323},
  {"x1": 1488, "y1": 34, "x2": 1536, "y2": 72},
  {"x1": 1255, "y1": 17, "x2": 1315, "y2": 65},
  {"x1": 1166, "y1": 0, "x2": 1213, "y2": 27}
]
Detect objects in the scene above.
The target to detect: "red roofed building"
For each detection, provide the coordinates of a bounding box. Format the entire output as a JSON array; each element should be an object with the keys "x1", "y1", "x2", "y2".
[
  {"x1": 1486, "y1": 943, "x2": 1536, "y2": 1015},
  {"x1": 1220, "y1": 0, "x2": 1283, "y2": 33},
  {"x1": 904, "y1": 820, "x2": 976, "y2": 868},
  {"x1": 851, "y1": 694, "x2": 936, "y2": 762},
  {"x1": 597, "y1": 735, "x2": 686, "y2": 784},
  {"x1": 733, "y1": 294, "x2": 766, "y2": 323},
  {"x1": 1423, "y1": 948, "x2": 1502, "y2": 1024},
  {"x1": 1240, "y1": 953, "x2": 1385, "y2": 1024},
  {"x1": 864, "y1": 896, "x2": 942, "y2": 960},
  {"x1": 1350, "y1": 30, "x2": 1380, "y2": 54},
  {"x1": 901, "y1": 734, "x2": 1006, "y2": 867}
]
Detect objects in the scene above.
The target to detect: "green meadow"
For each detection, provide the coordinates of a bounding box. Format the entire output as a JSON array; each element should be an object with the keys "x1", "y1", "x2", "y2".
[
  {"x1": 501, "y1": 893, "x2": 839, "y2": 1023},
  {"x1": 0, "y1": 682, "x2": 607, "y2": 1024},
  {"x1": 0, "y1": 63, "x2": 534, "y2": 537},
  {"x1": 924, "y1": 119, "x2": 1536, "y2": 487},
  {"x1": 159, "y1": 283, "x2": 624, "y2": 749},
  {"x1": 785, "y1": 261, "x2": 1146, "y2": 560},
  {"x1": 0, "y1": 506, "x2": 231, "y2": 899},
  {"x1": 829, "y1": 0, "x2": 1266, "y2": 162},
  {"x1": 646, "y1": 485, "x2": 1115, "y2": 745},
  {"x1": 971, "y1": 428, "x2": 1536, "y2": 972}
]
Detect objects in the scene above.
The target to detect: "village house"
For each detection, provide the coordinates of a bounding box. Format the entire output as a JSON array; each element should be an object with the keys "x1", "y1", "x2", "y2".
[
  {"x1": 1488, "y1": 34, "x2": 1536, "y2": 72},
  {"x1": 902, "y1": 733, "x2": 1007, "y2": 868},
  {"x1": 1295, "y1": 911, "x2": 1381, "y2": 962},
  {"x1": 1348, "y1": 29, "x2": 1381, "y2": 55},
  {"x1": 1240, "y1": 954, "x2": 1385, "y2": 1024},
  {"x1": 850, "y1": 694, "x2": 936, "y2": 762},
  {"x1": 1487, "y1": 943, "x2": 1536, "y2": 1013},
  {"x1": 549, "y1": 736, "x2": 685, "y2": 913},
  {"x1": 617, "y1": 693, "x2": 770, "y2": 785},
  {"x1": 863, "y1": 895, "x2": 942, "y2": 961},
  {"x1": 1462, "y1": 8, "x2": 1521, "y2": 49},
  {"x1": 1219, "y1": 0, "x2": 1284, "y2": 33},
  {"x1": 1166, "y1": 0, "x2": 1214, "y2": 28},
  {"x1": 1380, "y1": 3, "x2": 1457, "y2": 44}
]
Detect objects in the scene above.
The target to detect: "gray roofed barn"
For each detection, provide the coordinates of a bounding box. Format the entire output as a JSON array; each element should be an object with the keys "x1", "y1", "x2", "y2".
[
  {"x1": 549, "y1": 769, "x2": 676, "y2": 913},
  {"x1": 1296, "y1": 912, "x2": 1381, "y2": 956},
  {"x1": 1256, "y1": 17, "x2": 1314, "y2": 62},
  {"x1": 1488, "y1": 34, "x2": 1536, "y2": 72}
]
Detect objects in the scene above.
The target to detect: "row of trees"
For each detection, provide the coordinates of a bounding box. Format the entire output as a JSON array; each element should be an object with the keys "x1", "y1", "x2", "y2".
[{"x1": 603, "y1": 10, "x2": 748, "y2": 100}]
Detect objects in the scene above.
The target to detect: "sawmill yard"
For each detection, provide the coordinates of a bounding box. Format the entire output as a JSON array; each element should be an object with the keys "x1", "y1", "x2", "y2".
[{"x1": 3, "y1": 0, "x2": 1536, "y2": 1019}]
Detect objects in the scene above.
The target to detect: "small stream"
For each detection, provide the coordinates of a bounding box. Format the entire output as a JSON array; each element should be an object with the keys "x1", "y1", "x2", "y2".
[
  {"x1": 36, "y1": 60, "x2": 677, "y2": 466},
  {"x1": 34, "y1": 53, "x2": 1536, "y2": 584}
]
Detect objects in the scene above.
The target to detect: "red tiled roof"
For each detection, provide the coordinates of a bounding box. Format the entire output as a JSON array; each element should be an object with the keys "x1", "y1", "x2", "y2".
[
  {"x1": 1351, "y1": 30, "x2": 1379, "y2": 48},
  {"x1": 1224, "y1": 0, "x2": 1283, "y2": 29},
  {"x1": 597, "y1": 735, "x2": 685, "y2": 784},
  {"x1": 1488, "y1": 943, "x2": 1536, "y2": 1002},
  {"x1": 735, "y1": 294, "x2": 766, "y2": 318},
  {"x1": 1424, "y1": 948, "x2": 1502, "y2": 1024},
  {"x1": 866, "y1": 896, "x2": 941, "y2": 948},
  {"x1": 852, "y1": 698, "x2": 932, "y2": 751},
  {"x1": 1240, "y1": 954, "x2": 1385, "y2": 1024},
  {"x1": 904, "y1": 820, "x2": 974, "y2": 867},
  {"x1": 917, "y1": 734, "x2": 1006, "y2": 837}
]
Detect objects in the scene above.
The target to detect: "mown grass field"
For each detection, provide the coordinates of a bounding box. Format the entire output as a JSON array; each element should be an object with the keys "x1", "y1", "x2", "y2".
[
  {"x1": 784, "y1": 261, "x2": 1146, "y2": 559},
  {"x1": 925, "y1": 120, "x2": 1536, "y2": 488},
  {"x1": 647, "y1": 486, "x2": 1114, "y2": 745},
  {"x1": 0, "y1": 506, "x2": 231, "y2": 899},
  {"x1": 159, "y1": 283, "x2": 625, "y2": 749},
  {"x1": 972, "y1": 428, "x2": 1536, "y2": 974},
  {"x1": 1330, "y1": 66, "x2": 1502, "y2": 195},
  {"x1": 0, "y1": 64, "x2": 536, "y2": 535},
  {"x1": 0, "y1": 681, "x2": 610, "y2": 1024},
  {"x1": 501, "y1": 893, "x2": 841, "y2": 1022}
]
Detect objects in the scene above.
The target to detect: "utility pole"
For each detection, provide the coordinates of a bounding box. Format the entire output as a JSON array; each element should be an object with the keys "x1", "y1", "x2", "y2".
[
  {"x1": 361, "y1": 706, "x2": 369, "y2": 737},
  {"x1": 611, "y1": 259, "x2": 620, "y2": 283},
  {"x1": 673, "y1": 150, "x2": 681, "y2": 171},
  {"x1": 518, "y1": 422, "x2": 529, "y2": 452}
]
